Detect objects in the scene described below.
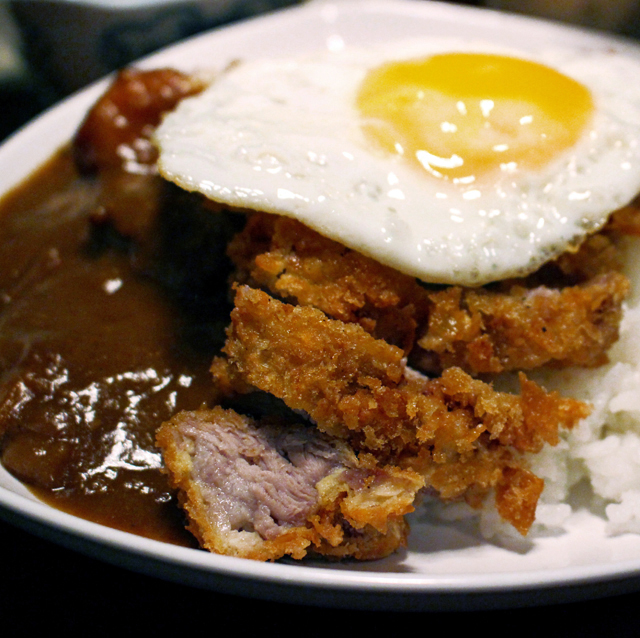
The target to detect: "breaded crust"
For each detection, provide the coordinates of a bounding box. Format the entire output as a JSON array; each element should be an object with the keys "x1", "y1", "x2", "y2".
[
  {"x1": 418, "y1": 272, "x2": 630, "y2": 374},
  {"x1": 227, "y1": 212, "x2": 630, "y2": 376},
  {"x1": 213, "y1": 285, "x2": 591, "y2": 534},
  {"x1": 228, "y1": 212, "x2": 430, "y2": 353}
]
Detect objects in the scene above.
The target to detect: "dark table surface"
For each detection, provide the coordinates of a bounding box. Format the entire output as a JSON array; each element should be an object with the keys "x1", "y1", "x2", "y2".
[{"x1": 3, "y1": 1, "x2": 640, "y2": 630}]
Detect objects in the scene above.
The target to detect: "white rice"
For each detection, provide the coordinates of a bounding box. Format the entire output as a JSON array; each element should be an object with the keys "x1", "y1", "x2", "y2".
[
  {"x1": 426, "y1": 236, "x2": 640, "y2": 539},
  {"x1": 528, "y1": 236, "x2": 640, "y2": 537}
]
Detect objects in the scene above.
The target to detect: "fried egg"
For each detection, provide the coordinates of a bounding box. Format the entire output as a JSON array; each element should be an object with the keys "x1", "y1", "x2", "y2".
[{"x1": 154, "y1": 39, "x2": 640, "y2": 286}]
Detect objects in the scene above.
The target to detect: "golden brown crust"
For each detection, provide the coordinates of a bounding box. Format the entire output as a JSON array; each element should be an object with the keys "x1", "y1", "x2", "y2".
[
  {"x1": 228, "y1": 212, "x2": 630, "y2": 377},
  {"x1": 219, "y1": 286, "x2": 589, "y2": 453},
  {"x1": 212, "y1": 286, "x2": 591, "y2": 534},
  {"x1": 162, "y1": 208, "x2": 612, "y2": 548},
  {"x1": 418, "y1": 272, "x2": 629, "y2": 374},
  {"x1": 227, "y1": 212, "x2": 431, "y2": 353},
  {"x1": 495, "y1": 466, "x2": 545, "y2": 536}
]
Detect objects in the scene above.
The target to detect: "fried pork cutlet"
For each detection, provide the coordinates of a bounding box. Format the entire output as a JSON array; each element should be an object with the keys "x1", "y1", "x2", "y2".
[
  {"x1": 417, "y1": 272, "x2": 630, "y2": 374},
  {"x1": 227, "y1": 212, "x2": 630, "y2": 376},
  {"x1": 211, "y1": 285, "x2": 591, "y2": 535},
  {"x1": 157, "y1": 407, "x2": 424, "y2": 561},
  {"x1": 160, "y1": 167, "x2": 631, "y2": 557},
  {"x1": 228, "y1": 212, "x2": 431, "y2": 353}
]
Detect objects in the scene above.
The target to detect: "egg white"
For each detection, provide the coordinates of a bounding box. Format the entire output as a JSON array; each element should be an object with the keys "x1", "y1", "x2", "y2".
[{"x1": 154, "y1": 39, "x2": 640, "y2": 286}]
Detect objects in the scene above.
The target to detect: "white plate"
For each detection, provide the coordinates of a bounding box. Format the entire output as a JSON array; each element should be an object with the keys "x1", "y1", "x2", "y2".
[{"x1": 2, "y1": 0, "x2": 640, "y2": 612}]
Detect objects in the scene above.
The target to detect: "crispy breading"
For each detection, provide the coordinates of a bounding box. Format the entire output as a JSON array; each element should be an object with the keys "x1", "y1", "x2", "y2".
[
  {"x1": 213, "y1": 286, "x2": 590, "y2": 534},
  {"x1": 216, "y1": 284, "x2": 411, "y2": 455},
  {"x1": 228, "y1": 212, "x2": 630, "y2": 376},
  {"x1": 495, "y1": 466, "x2": 545, "y2": 536},
  {"x1": 157, "y1": 406, "x2": 424, "y2": 561},
  {"x1": 418, "y1": 272, "x2": 630, "y2": 374},
  {"x1": 227, "y1": 212, "x2": 431, "y2": 352},
  {"x1": 168, "y1": 201, "x2": 631, "y2": 551}
]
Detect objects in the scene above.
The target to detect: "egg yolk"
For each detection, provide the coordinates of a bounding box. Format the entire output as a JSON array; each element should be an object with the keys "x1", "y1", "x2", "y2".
[{"x1": 357, "y1": 52, "x2": 594, "y2": 182}]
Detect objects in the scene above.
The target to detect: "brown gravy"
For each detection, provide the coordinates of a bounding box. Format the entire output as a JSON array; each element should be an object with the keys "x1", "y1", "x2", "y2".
[{"x1": 0, "y1": 145, "x2": 236, "y2": 546}]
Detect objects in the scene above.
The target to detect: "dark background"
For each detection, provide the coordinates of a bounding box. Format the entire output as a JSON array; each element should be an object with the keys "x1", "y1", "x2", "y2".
[{"x1": 2, "y1": 0, "x2": 640, "y2": 631}]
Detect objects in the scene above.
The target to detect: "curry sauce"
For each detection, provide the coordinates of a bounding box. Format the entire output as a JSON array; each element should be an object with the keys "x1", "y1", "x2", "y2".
[{"x1": 0, "y1": 144, "x2": 237, "y2": 546}]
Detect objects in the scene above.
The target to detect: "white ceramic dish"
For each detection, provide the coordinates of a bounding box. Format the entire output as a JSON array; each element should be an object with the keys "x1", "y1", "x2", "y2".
[{"x1": 2, "y1": 0, "x2": 640, "y2": 612}]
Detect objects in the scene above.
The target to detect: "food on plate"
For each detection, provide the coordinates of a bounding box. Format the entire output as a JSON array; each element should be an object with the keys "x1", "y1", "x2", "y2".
[
  {"x1": 157, "y1": 406, "x2": 424, "y2": 560},
  {"x1": 2, "y1": 35, "x2": 640, "y2": 562},
  {"x1": 74, "y1": 68, "x2": 205, "y2": 176},
  {"x1": 227, "y1": 212, "x2": 630, "y2": 374},
  {"x1": 0, "y1": 70, "x2": 232, "y2": 544},
  {"x1": 154, "y1": 40, "x2": 640, "y2": 286},
  {"x1": 209, "y1": 284, "x2": 589, "y2": 537},
  {"x1": 153, "y1": 39, "x2": 640, "y2": 559}
]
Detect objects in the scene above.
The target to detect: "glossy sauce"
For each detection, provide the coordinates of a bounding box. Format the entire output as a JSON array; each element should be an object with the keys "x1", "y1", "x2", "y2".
[{"x1": 0, "y1": 146, "x2": 236, "y2": 546}]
